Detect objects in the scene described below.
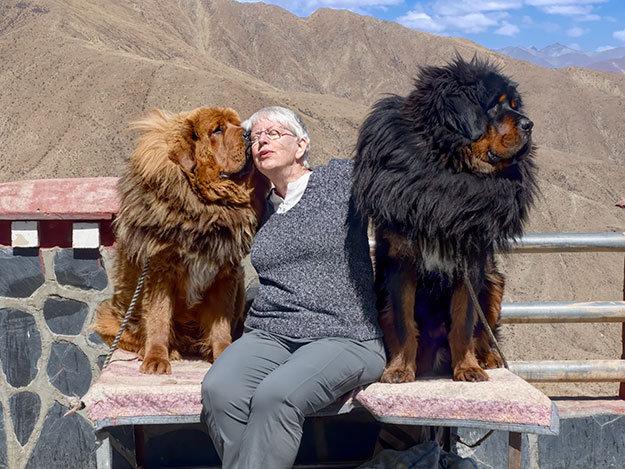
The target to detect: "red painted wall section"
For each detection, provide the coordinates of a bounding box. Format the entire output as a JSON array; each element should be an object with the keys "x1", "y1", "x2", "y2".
[{"x1": 0, "y1": 178, "x2": 120, "y2": 247}]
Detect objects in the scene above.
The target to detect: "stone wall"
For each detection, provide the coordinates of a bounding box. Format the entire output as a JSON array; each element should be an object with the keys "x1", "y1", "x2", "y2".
[{"x1": 0, "y1": 246, "x2": 114, "y2": 469}]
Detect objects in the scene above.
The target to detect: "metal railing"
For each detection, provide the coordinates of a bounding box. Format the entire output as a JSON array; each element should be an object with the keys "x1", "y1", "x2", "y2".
[{"x1": 501, "y1": 232, "x2": 625, "y2": 396}]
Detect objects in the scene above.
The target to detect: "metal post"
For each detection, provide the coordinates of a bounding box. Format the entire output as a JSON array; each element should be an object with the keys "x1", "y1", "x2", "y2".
[
  {"x1": 134, "y1": 425, "x2": 146, "y2": 468},
  {"x1": 95, "y1": 430, "x2": 113, "y2": 469},
  {"x1": 508, "y1": 432, "x2": 522, "y2": 469}
]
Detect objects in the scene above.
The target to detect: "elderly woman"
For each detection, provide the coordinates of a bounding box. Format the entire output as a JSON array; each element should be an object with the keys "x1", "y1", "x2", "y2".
[{"x1": 201, "y1": 106, "x2": 385, "y2": 469}]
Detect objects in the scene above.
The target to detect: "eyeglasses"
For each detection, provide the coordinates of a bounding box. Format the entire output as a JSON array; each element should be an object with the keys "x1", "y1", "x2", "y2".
[{"x1": 249, "y1": 128, "x2": 296, "y2": 146}]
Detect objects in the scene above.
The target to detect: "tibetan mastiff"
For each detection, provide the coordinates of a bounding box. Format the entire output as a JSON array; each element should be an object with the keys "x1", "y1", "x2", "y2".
[
  {"x1": 94, "y1": 107, "x2": 269, "y2": 374},
  {"x1": 352, "y1": 57, "x2": 537, "y2": 382}
]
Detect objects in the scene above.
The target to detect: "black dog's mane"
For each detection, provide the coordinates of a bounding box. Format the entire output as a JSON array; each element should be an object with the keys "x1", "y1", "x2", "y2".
[{"x1": 352, "y1": 57, "x2": 538, "y2": 281}]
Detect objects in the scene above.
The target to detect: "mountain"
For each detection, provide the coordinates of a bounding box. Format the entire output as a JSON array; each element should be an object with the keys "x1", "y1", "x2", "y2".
[
  {"x1": 498, "y1": 43, "x2": 625, "y2": 71},
  {"x1": 586, "y1": 56, "x2": 625, "y2": 74},
  {"x1": 1, "y1": 0, "x2": 624, "y2": 395}
]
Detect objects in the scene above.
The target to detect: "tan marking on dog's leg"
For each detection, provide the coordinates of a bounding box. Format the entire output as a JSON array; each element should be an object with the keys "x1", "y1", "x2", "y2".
[
  {"x1": 380, "y1": 267, "x2": 418, "y2": 384},
  {"x1": 475, "y1": 267, "x2": 505, "y2": 369},
  {"x1": 140, "y1": 278, "x2": 174, "y2": 375},
  {"x1": 450, "y1": 282, "x2": 488, "y2": 382}
]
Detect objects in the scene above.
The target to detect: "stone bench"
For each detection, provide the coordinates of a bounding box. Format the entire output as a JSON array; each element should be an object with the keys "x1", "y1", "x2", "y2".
[{"x1": 82, "y1": 350, "x2": 558, "y2": 468}]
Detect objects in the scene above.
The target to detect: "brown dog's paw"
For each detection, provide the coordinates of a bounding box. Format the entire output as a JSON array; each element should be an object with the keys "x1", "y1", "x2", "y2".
[
  {"x1": 479, "y1": 352, "x2": 503, "y2": 369},
  {"x1": 453, "y1": 366, "x2": 488, "y2": 382},
  {"x1": 169, "y1": 349, "x2": 182, "y2": 361},
  {"x1": 140, "y1": 356, "x2": 172, "y2": 375},
  {"x1": 380, "y1": 366, "x2": 416, "y2": 384}
]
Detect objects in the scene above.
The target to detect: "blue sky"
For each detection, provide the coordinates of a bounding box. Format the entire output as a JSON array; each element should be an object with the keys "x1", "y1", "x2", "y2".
[{"x1": 237, "y1": 0, "x2": 625, "y2": 52}]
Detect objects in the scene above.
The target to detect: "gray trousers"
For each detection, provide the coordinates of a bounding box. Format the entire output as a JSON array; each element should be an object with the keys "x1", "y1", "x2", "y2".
[{"x1": 201, "y1": 328, "x2": 386, "y2": 469}]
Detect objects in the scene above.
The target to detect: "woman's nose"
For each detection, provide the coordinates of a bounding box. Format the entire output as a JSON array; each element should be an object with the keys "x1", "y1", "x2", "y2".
[{"x1": 257, "y1": 131, "x2": 270, "y2": 145}]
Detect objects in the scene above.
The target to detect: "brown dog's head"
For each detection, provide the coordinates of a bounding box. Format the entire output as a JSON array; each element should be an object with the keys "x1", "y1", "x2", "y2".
[
  {"x1": 168, "y1": 107, "x2": 248, "y2": 182},
  {"x1": 156, "y1": 106, "x2": 263, "y2": 207}
]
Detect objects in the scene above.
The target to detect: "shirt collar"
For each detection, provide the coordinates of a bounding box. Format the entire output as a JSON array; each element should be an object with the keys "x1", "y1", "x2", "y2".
[{"x1": 269, "y1": 170, "x2": 312, "y2": 214}]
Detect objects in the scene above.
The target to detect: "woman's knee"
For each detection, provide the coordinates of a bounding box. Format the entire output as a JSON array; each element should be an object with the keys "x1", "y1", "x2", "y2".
[
  {"x1": 251, "y1": 379, "x2": 296, "y2": 415},
  {"x1": 201, "y1": 367, "x2": 233, "y2": 410}
]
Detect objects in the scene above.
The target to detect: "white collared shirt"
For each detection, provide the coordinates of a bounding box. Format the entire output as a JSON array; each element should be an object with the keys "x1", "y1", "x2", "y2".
[{"x1": 269, "y1": 171, "x2": 312, "y2": 214}]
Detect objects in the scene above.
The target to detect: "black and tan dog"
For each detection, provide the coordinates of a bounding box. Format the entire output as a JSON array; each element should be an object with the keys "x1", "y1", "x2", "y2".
[{"x1": 352, "y1": 56, "x2": 538, "y2": 382}]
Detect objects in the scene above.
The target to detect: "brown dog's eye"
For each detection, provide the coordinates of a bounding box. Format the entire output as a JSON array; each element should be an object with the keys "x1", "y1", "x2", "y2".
[{"x1": 213, "y1": 126, "x2": 223, "y2": 135}]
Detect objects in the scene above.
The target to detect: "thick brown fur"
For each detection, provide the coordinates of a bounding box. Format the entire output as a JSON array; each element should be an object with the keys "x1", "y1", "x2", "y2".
[
  {"x1": 94, "y1": 107, "x2": 269, "y2": 374},
  {"x1": 353, "y1": 57, "x2": 537, "y2": 382}
]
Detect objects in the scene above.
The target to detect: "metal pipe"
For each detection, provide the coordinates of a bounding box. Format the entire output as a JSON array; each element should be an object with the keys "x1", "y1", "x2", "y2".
[
  {"x1": 367, "y1": 232, "x2": 625, "y2": 386},
  {"x1": 509, "y1": 360, "x2": 625, "y2": 382},
  {"x1": 368, "y1": 232, "x2": 625, "y2": 253},
  {"x1": 500, "y1": 301, "x2": 625, "y2": 323},
  {"x1": 504, "y1": 232, "x2": 625, "y2": 253}
]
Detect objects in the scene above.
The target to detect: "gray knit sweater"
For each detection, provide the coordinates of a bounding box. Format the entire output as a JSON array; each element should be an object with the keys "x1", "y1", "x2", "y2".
[{"x1": 245, "y1": 158, "x2": 382, "y2": 341}]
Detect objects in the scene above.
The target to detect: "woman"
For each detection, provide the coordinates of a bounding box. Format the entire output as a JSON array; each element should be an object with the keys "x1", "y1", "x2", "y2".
[{"x1": 201, "y1": 106, "x2": 385, "y2": 469}]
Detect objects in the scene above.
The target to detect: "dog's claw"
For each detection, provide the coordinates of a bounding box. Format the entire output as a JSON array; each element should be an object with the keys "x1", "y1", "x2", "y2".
[
  {"x1": 479, "y1": 352, "x2": 503, "y2": 369},
  {"x1": 140, "y1": 356, "x2": 172, "y2": 375},
  {"x1": 454, "y1": 366, "x2": 488, "y2": 382},
  {"x1": 381, "y1": 367, "x2": 416, "y2": 383}
]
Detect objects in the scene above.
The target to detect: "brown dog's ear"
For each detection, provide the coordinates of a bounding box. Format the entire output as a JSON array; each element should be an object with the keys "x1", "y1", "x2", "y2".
[
  {"x1": 169, "y1": 147, "x2": 196, "y2": 174},
  {"x1": 169, "y1": 117, "x2": 198, "y2": 174}
]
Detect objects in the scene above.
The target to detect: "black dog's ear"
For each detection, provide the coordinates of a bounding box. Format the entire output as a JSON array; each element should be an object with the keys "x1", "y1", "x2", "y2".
[
  {"x1": 440, "y1": 92, "x2": 487, "y2": 142},
  {"x1": 481, "y1": 72, "x2": 509, "y2": 98}
]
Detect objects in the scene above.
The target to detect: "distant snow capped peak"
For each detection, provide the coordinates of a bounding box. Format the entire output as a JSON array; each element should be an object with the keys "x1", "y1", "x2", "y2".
[
  {"x1": 539, "y1": 43, "x2": 578, "y2": 57},
  {"x1": 497, "y1": 42, "x2": 625, "y2": 73}
]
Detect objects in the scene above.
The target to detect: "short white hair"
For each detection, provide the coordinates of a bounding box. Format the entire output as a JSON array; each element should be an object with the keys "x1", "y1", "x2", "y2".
[{"x1": 242, "y1": 106, "x2": 311, "y2": 168}]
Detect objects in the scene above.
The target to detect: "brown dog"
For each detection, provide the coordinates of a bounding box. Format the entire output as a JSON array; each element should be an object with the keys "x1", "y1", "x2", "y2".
[{"x1": 94, "y1": 107, "x2": 269, "y2": 374}]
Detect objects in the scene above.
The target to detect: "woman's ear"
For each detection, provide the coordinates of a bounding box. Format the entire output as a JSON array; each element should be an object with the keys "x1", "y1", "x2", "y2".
[{"x1": 295, "y1": 137, "x2": 308, "y2": 161}]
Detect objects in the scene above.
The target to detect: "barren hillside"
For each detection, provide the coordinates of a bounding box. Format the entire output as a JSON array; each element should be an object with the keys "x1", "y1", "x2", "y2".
[{"x1": 1, "y1": 0, "x2": 624, "y2": 396}]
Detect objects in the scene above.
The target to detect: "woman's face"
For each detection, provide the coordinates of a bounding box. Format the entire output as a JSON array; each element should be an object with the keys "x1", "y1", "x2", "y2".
[{"x1": 250, "y1": 118, "x2": 307, "y2": 177}]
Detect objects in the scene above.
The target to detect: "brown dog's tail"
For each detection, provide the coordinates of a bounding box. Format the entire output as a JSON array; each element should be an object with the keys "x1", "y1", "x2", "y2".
[{"x1": 92, "y1": 300, "x2": 144, "y2": 354}]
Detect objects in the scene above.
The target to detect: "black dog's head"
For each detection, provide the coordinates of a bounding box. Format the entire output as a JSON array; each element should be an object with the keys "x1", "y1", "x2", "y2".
[{"x1": 404, "y1": 56, "x2": 534, "y2": 174}]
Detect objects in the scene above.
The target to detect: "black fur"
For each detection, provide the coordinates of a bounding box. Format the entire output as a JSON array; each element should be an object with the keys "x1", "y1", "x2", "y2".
[
  {"x1": 353, "y1": 56, "x2": 537, "y2": 284},
  {"x1": 352, "y1": 56, "x2": 538, "y2": 379}
]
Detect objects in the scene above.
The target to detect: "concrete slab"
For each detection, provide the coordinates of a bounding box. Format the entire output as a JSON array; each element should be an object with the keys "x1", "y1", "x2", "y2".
[{"x1": 0, "y1": 178, "x2": 119, "y2": 220}]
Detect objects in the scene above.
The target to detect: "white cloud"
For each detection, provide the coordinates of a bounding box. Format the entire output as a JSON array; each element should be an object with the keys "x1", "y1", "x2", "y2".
[
  {"x1": 567, "y1": 42, "x2": 581, "y2": 50},
  {"x1": 525, "y1": 0, "x2": 607, "y2": 6},
  {"x1": 397, "y1": 10, "x2": 503, "y2": 35},
  {"x1": 567, "y1": 26, "x2": 588, "y2": 37},
  {"x1": 432, "y1": 0, "x2": 522, "y2": 15},
  {"x1": 614, "y1": 30, "x2": 625, "y2": 42},
  {"x1": 525, "y1": 0, "x2": 605, "y2": 20},
  {"x1": 495, "y1": 21, "x2": 520, "y2": 36},
  {"x1": 396, "y1": 0, "x2": 518, "y2": 36},
  {"x1": 541, "y1": 5, "x2": 592, "y2": 15},
  {"x1": 445, "y1": 13, "x2": 500, "y2": 33},
  {"x1": 397, "y1": 11, "x2": 448, "y2": 32},
  {"x1": 596, "y1": 45, "x2": 616, "y2": 52}
]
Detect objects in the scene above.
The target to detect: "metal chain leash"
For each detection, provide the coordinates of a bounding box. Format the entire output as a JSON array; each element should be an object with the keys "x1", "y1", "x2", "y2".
[{"x1": 101, "y1": 258, "x2": 151, "y2": 369}]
